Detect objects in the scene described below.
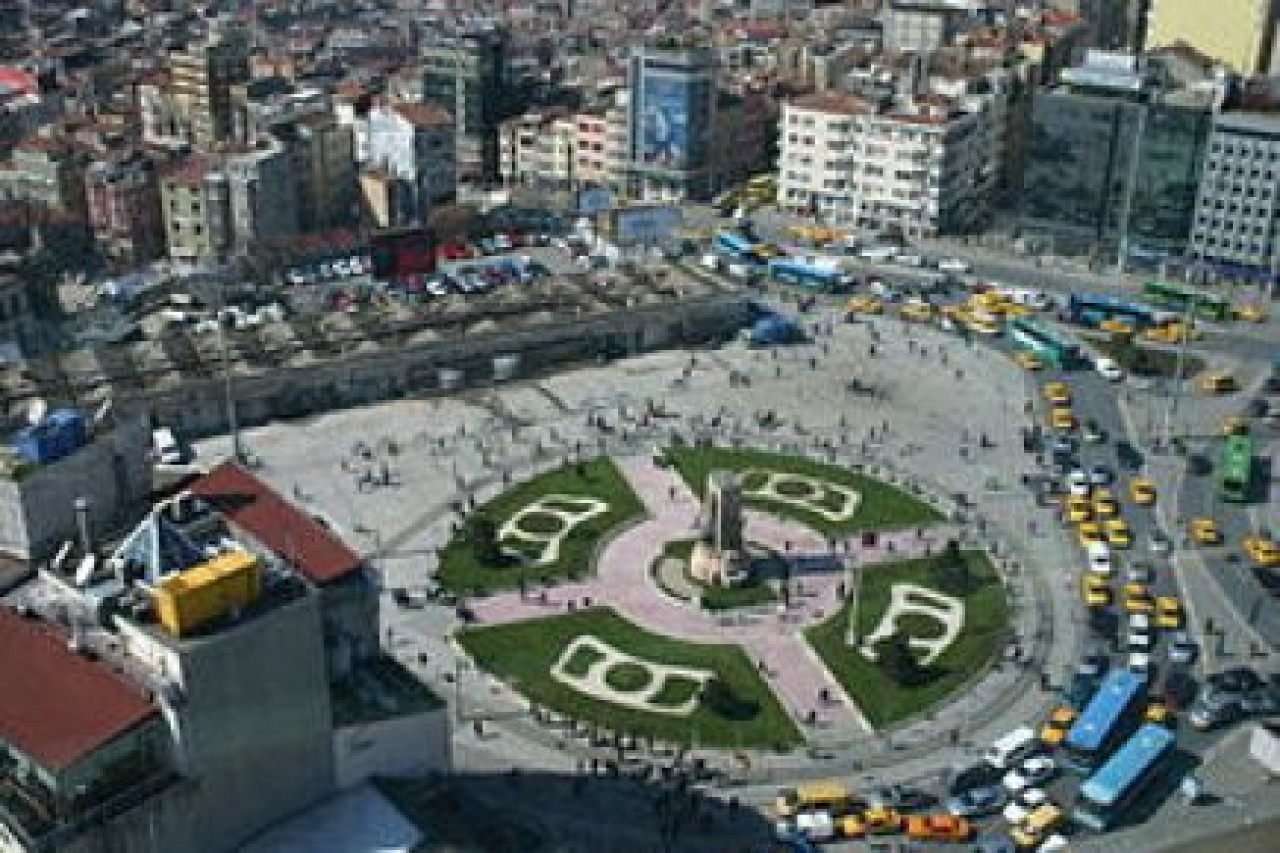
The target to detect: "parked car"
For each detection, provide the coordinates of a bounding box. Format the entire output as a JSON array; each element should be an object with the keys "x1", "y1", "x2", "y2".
[
  {"x1": 865, "y1": 784, "x2": 933, "y2": 812},
  {"x1": 1207, "y1": 667, "x2": 1264, "y2": 694},
  {"x1": 1190, "y1": 694, "x2": 1244, "y2": 730},
  {"x1": 946, "y1": 785, "x2": 1008, "y2": 818},
  {"x1": 1168, "y1": 632, "x2": 1198, "y2": 666}
]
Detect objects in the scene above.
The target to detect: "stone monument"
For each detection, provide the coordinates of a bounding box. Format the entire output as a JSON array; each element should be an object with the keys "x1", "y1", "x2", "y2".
[{"x1": 689, "y1": 470, "x2": 749, "y2": 586}]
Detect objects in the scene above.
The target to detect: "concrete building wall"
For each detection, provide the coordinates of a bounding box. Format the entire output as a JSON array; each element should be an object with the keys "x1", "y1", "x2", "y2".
[
  {"x1": 0, "y1": 415, "x2": 151, "y2": 559},
  {"x1": 332, "y1": 708, "x2": 451, "y2": 789},
  {"x1": 167, "y1": 589, "x2": 334, "y2": 852},
  {"x1": 31, "y1": 778, "x2": 203, "y2": 853}
]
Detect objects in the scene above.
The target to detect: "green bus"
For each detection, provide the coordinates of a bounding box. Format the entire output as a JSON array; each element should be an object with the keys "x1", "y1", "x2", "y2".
[
  {"x1": 1142, "y1": 280, "x2": 1230, "y2": 320},
  {"x1": 1220, "y1": 433, "x2": 1254, "y2": 502},
  {"x1": 1007, "y1": 317, "x2": 1086, "y2": 369}
]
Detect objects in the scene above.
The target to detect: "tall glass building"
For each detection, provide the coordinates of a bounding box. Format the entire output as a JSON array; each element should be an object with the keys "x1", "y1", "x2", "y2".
[
  {"x1": 627, "y1": 44, "x2": 718, "y2": 202},
  {"x1": 1020, "y1": 52, "x2": 1213, "y2": 265}
]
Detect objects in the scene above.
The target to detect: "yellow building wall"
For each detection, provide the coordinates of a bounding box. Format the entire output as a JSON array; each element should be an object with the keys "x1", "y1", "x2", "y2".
[{"x1": 1148, "y1": 0, "x2": 1274, "y2": 73}]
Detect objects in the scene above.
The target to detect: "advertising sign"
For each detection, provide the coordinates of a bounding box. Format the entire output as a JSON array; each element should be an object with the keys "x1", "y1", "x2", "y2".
[
  {"x1": 371, "y1": 226, "x2": 436, "y2": 278},
  {"x1": 612, "y1": 205, "x2": 683, "y2": 245},
  {"x1": 640, "y1": 76, "x2": 692, "y2": 169}
]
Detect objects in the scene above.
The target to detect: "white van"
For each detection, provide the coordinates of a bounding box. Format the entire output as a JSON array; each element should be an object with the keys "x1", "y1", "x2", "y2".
[
  {"x1": 858, "y1": 245, "x2": 898, "y2": 263},
  {"x1": 984, "y1": 726, "x2": 1038, "y2": 769},
  {"x1": 152, "y1": 427, "x2": 185, "y2": 465}
]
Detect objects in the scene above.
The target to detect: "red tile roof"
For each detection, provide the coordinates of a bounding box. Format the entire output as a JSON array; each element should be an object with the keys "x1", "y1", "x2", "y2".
[
  {"x1": 0, "y1": 608, "x2": 157, "y2": 772},
  {"x1": 190, "y1": 461, "x2": 363, "y2": 585}
]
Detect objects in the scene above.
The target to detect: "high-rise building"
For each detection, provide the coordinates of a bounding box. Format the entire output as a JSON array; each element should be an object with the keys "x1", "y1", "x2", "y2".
[
  {"x1": 1187, "y1": 110, "x2": 1280, "y2": 284},
  {"x1": 626, "y1": 43, "x2": 719, "y2": 201},
  {"x1": 420, "y1": 26, "x2": 508, "y2": 185},
  {"x1": 1146, "y1": 0, "x2": 1280, "y2": 74},
  {"x1": 363, "y1": 101, "x2": 456, "y2": 224},
  {"x1": 1020, "y1": 51, "x2": 1213, "y2": 262},
  {"x1": 166, "y1": 24, "x2": 251, "y2": 147},
  {"x1": 270, "y1": 113, "x2": 357, "y2": 232}
]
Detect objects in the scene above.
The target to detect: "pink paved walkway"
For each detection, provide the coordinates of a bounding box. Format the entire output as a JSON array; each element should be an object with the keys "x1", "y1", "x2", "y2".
[{"x1": 469, "y1": 456, "x2": 959, "y2": 733}]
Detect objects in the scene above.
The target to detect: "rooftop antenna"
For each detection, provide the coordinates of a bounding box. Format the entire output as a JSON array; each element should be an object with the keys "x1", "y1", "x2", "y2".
[
  {"x1": 26, "y1": 397, "x2": 47, "y2": 426},
  {"x1": 50, "y1": 540, "x2": 72, "y2": 574},
  {"x1": 74, "y1": 553, "x2": 96, "y2": 587}
]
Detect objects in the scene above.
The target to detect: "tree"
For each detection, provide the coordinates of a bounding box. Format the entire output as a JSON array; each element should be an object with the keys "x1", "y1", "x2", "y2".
[
  {"x1": 463, "y1": 514, "x2": 503, "y2": 566},
  {"x1": 933, "y1": 539, "x2": 971, "y2": 594},
  {"x1": 874, "y1": 632, "x2": 922, "y2": 686}
]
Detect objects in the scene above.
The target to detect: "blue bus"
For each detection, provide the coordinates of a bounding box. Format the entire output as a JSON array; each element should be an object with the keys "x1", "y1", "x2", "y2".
[
  {"x1": 1066, "y1": 294, "x2": 1161, "y2": 329},
  {"x1": 1064, "y1": 669, "x2": 1147, "y2": 769},
  {"x1": 1074, "y1": 723, "x2": 1176, "y2": 831},
  {"x1": 1007, "y1": 318, "x2": 1085, "y2": 369},
  {"x1": 767, "y1": 257, "x2": 853, "y2": 291}
]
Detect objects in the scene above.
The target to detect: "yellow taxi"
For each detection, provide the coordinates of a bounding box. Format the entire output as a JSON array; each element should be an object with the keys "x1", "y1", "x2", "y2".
[
  {"x1": 1040, "y1": 706, "x2": 1078, "y2": 746},
  {"x1": 1191, "y1": 517, "x2": 1222, "y2": 545},
  {"x1": 1010, "y1": 804, "x2": 1065, "y2": 851},
  {"x1": 1042, "y1": 382, "x2": 1071, "y2": 405},
  {"x1": 1014, "y1": 350, "x2": 1044, "y2": 371},
  {"x1": 1003, "y1": 303, "x2": 1034, "y2": 319},
  {"x1": 1124, "y1": 584, "x2": 1155, "y2": 615},
  {"x1": 1051, "y1": 408, "x2": 1077, "y2": 431},
  {"x1": 1129, "y1": 477, "x2": 1157, "y2": 506},
  {"x1": 965, "y1": 314, "x2": 1002, "y2": 336},
  {"x1": 1155, "y1": 596, "x2": 1183, "y2": 629},
  {"x1": 861, "y1": 806, "x2": 904, "y2": 835},
  {"x1": 1066, "y1": 495, "x2": 1092, "y2": 523},
  {"x1": 1233, "y1": 303, "x2": 1268, "y2": 323},
  {"x1": 1145, "y1": 321, "x2": 1201, "y2": 344},
  {"x1": 1200, "y1": 372, "x2": 1237, "y2": 394},
  {"x1": 1081, "y1": 575, "x2": 1111, "y2": 608},
  {"x1": 1100, "y1": 318, "x2": 1135, "y2": 337},
  {"x1": 1105, "y1": 518, "x2": 1132, "y2": 548},
  {"x1": 1078, "y1": 521, "x2": 1105, "y2": 548},
  {"x1": 1092, "y1": 494, "x2": 1118, "y2": 519},
  {"x1": 1223, "y1": 416, "x2": 1250, "y2": 436},
  {"x1": 1145, "y1": 702, "x2": 1174, "y2": 726},
  {"x1": 898, "y1": 302, "x2": 935, "y2": 323},
  {"x1": 845, "y1": 295, "x2": 884, "y2": 317},
  {"x1": 1244, "y1": 535, "x2": 1280, "y2": 568}
]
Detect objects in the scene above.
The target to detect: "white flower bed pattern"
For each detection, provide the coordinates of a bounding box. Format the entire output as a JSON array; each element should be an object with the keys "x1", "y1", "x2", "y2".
[
  {"x1": 498, "y1": 494, "x2": 609, "y2": 566},
  {"x1": 859, "y1": 583, "x2": 965, "y2": 666},
  {"x1": 743, "y1": 470, "x2": 861, "y2": 522},
  {"x1": 551, "y1": 635, "x2": 714, "y2": 716}
]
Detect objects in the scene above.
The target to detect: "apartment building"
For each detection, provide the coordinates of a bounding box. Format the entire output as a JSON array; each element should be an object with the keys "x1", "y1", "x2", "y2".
[
  {"x1": 0, "y1": 137, "x2": 89, "y2": 223},
  {"x1": 85, "y1": 151, "x2": 166, "y2": 265},
  {"x1": 159, "y1": 139, "x2": 298, "y2": 263},
  {"x1": 1187, "y1": 109, "x2": 1280, "y2": 282},
  {"x1": 499, "y1": 109, "x2": 576, "y2": 188},
  {"x1": 777, "y1": 92, "x2": 994, "y2": 237},
  {"x1": 419, "y1": 26, "x2": 508, "y2": 185},
  {"x1": 363, "y1": 101, "x2": 456, "y2": 223},
  {"x1": 165, "y1": 25, "x2": 252, "y2": 148}
]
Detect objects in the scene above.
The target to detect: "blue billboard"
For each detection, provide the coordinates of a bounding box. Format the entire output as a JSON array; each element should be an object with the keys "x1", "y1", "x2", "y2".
[
  {"x1": 612, "y1": 205, "x2": 683, "y2": 245},
  {"x1": 640, "y1": 75, "x2": 693, "y2": 169}
]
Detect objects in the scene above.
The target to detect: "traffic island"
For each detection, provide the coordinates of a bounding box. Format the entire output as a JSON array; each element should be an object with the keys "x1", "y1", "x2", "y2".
[
  {"x1": 805, "y1": 550, "x2": 1009, "y2": 727},
  {"x1": 456, "y1": 608, "x2": 802, "y2": 749}
]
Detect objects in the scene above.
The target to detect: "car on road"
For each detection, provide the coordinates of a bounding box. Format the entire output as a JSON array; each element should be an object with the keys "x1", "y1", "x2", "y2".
[
  {"x1": 1244, "y1": 535, "x2": 1280, "y2": 567},
  {"x1": 1050, "y1": 407, "x2": 1076, "y2": 431},
  {"x1": 1082, "y1": 574, "x2": 1111, "y2": 605},
  {"x1": 1092, "y1": 493, "x2": 1118, "y2": 518},
  {"x1": 1039, "y1": 707, "x2": 1077, "y2": 746},
  {"x1": 1155, "y1": 597, "x2": 1183, "y2": 630},
  {"x1": 1042, "y1": 382, "x2": 1071, "y2": 405},
  {"x1": 946, "y1": 785, "x2": 1008, "y2": 818},
  {"x1": 938, "y1": 257, "x2": 971, "y2": 274},
  {"x1": 1067, "y1": 495, "x2": 1092, "y2": 522},
  {"x1": 1200, "y1": 372, "x2": 1238, "y2": 394},
  {"x1": 1066, "y1": 469, "x2": 1091, "y2": 497},
  {"x1": 1126, "y1": 562, "x2": 1155, "y2": 584},
  {"x1": 1002, "y1": 757, "x2": 1057, "y2": 793},
  {"x1": 905, "y1": 814, "x2": 973, "y2": 842},
  {"x1": 998, "y1": 783, "x2": 1049, "y2": 824},
  {"x1": 1095, "y1": 357, "x2": 1125, "y2": 382},
  {"x1": 1050, "y1": 436, "x2": 1077, "y2": 457},
  {"x1": 1124, "y1": 584, "x2": 1155, "y2": 615},
  {"x1": 1078, "y1": 521, "x2": 1105, "y2": 548},
  {"x1": 1190, "y1": 693, "x2": 1245, "y2": 730},
  {"x1": 1082, "y1": 419, "x2": 1106, "y2": 444},
  {"x1": 1191, "y1": 518, "x2": 1222, "y2": 545},
  {"x1": 1129, "y1": 477, "x2": 1157, "y2": 505},
  {"x1": 1010, "y1": 804, "x2": 1066, "y2": 851},
  {"x1": 1206, "y1": 667, "x2": 1265, "y2": 694},
  {"x1": 1015, "y1": 351, "x2": 1044, "y2": 371},
  {"x1": 1088, "y1": 465, "x2": 1114, "y2": 486},
  {"x1": 1116, "y1": 441, "x2": 1144, "y2": 471},
  {"x1": 1129, "y1": 652, "x2": 1153, "y2": 674},
  {"x1": 1105, "y1": 518, "x2": 1132, "y2": 548},
  {"x1": 865, "y1": 784, "x2": 933, "y2": 812},
  {"x1": 1145, "y1": 701, "x2": 1174, "y2": 726},
  {"x1": 1168, "y1": 632, "x2": 1198, "y2": 666},
  {"x1": 1087, "y1": 544, "x2": 1114, "y2": 576},
  {"x1": 1223, "y1": 416, "x2": 1250, "y2": 436}
]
